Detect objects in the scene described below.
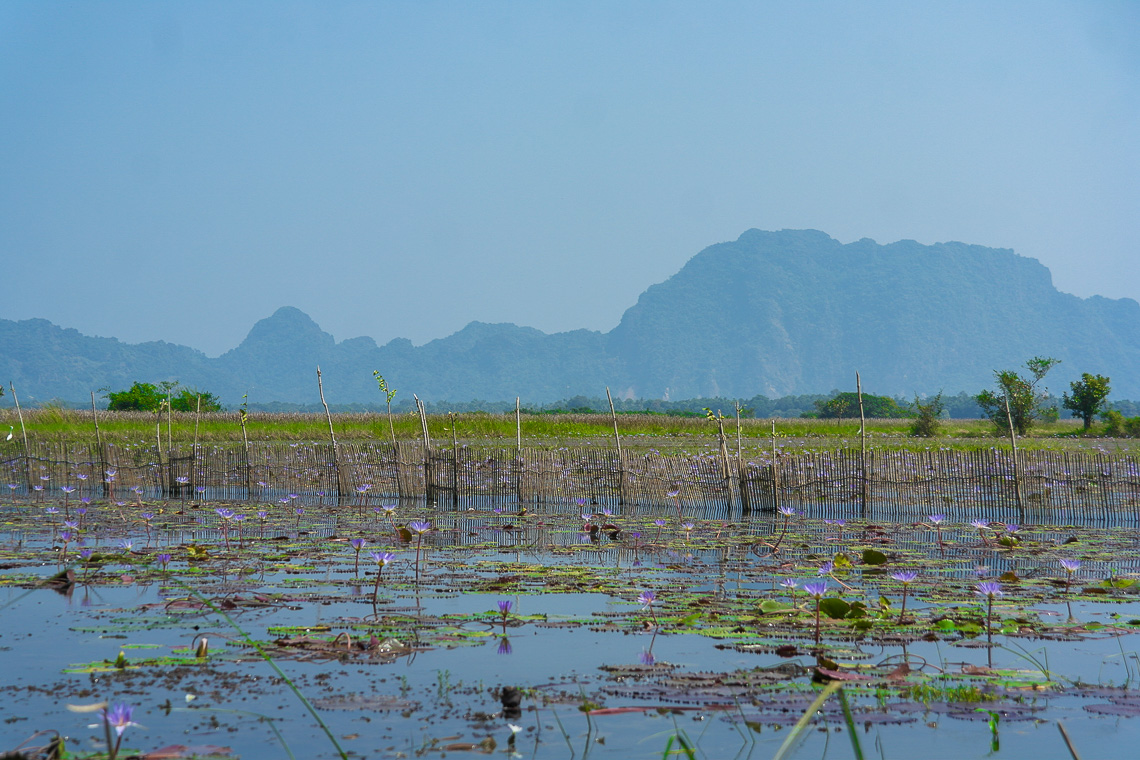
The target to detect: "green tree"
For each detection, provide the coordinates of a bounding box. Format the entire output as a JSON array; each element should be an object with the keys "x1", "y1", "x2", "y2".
[
  {"x1": 814, "y1": 392, "x2": 911, "y2": 419},
  {"x1": 975, "y1": 356, "x2": 1059, "y2": 436},
  {"x1": 910, "y1": 392, "x2": 944, "y2": 437},
  {"x1": 106, "y1": 382, "x2": 165, "y2": 411},
  {"x1": 106, "y1": 382, "x2": 222, "y2": 412},
  {"x1": 1062, "y1": 373, "x2": 1110, "y2": 431},
  {"x1": 170, "y1": 388, "x2": 224, "y2": 412}
]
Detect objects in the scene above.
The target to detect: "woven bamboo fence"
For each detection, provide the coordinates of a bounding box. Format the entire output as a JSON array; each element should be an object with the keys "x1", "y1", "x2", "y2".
[
  {"x1": 5, "y1": 440, "x2": 1139, "y2": 524},
  {"x1": 2, "y1": 441, "x2": 1138, "y2": 523}
]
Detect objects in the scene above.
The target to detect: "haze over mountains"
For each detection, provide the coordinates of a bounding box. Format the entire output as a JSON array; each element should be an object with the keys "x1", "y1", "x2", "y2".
[{"x1": 3, "y1": 229, "x2": 1138, "y2": 407}]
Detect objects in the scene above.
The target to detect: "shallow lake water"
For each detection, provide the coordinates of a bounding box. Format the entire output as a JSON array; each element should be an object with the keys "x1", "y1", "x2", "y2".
[{"x1": 3, "y1": 495, "x2": 1140, "y2": 759}]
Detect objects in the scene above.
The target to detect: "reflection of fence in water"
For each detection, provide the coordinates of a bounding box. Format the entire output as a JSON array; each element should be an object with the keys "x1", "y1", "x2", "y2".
[{"x1": 2, "y1": 441, "x2": 1138, "y2": 523}]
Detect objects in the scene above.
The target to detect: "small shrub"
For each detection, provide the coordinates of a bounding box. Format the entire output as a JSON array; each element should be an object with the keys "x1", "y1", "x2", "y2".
[{"x1": 910, "y1": 392, "x2": 944, "y2": 437}]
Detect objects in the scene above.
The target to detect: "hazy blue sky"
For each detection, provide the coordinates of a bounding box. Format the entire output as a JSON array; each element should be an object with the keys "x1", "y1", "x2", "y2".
[{"x1": 2, "y1": 1, "x2": 1137, "y2": 357}]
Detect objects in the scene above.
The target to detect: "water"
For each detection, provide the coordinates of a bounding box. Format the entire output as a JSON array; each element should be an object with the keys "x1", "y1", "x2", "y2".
[{"x1": 2, "y1": 500, "x2": 1140, "y2": 759}]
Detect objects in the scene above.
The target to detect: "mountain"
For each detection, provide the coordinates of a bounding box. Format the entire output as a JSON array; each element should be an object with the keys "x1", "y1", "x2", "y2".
[{"x1": 2, "y1": 229, "x2": 1139, "y2": 405}]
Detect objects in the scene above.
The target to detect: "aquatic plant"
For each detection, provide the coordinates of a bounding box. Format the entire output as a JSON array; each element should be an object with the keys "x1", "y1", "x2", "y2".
[
  {"x1": 971, "y1": 519, "x2": 991, "y2": 546},
  {"x1": 927, "y1": 513, "x2": 946, "y2": 555},
  {"x1": 803, "y1": 580, "x2": 827, "y2": 644},
  {"x1": 349, "y1": 538, "x2": 366, "y2": 576},
  {"x1": 408, "y1": 520, "x2": 431, "y2": 575},
  {"x1": 779, "y1": 577, "x2": 798, "y2": 605},
  {"x1": 98, "y1": 701, "x2": 138, "y2": 760},
  {"x1": 891, "y1": 570, "x2": 918, "y2": 624},
  {"x1": 370, "y1": 550, "x2": 396, "y2": 604},
  {"x1": 1059, "y1": 558, "x2": 1081, "y2": 595},
  {"x1": 638, "y1": 589, "x2": 658, "y2": 628},
  {"x1": 976, "y1": 580, "x2": 1003, "y2": 639}
]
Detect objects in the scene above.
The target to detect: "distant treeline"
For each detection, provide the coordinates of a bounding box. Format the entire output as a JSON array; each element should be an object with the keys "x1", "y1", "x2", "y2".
[
  {"x1": 14, "y1": 390, "x2": 1139, "y2": 420},
  {"x1": 240, "y1": 391, "x2": 1140, "y2": 419}
]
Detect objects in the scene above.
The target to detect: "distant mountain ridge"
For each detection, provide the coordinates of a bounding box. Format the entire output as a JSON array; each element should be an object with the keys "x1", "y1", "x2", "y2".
[{"x1": 3, "y1": 229, "x2": 1139, "y2": 405}]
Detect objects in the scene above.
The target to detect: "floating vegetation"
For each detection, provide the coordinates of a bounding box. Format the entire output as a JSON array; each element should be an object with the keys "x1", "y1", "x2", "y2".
[{"x1": 2, "y1": 493, "x2": 1140, "y2": 758}]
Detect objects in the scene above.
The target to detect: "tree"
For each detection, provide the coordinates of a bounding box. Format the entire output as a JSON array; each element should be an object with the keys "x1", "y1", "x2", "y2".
[
  {"x1": 814, "y1": 392, "x2": 911, "y2": 419},
  {"x1": 910, "y1": 392, "x2": 944, "y2": 437},
  {"x1": 106, "y1": 382, "x2": 165, "y2": 411},
  {"x1": 1061, "y1": 373, "x2": 1110, "y2": 431},
  {"x1": 171, "y1": 389, "x2": 224, "y2": 412},
  {"x1": 106, "y1": 382, "x2": 222, "y2": 412},
  {"x1": 974, "y1": 356, "x2": 1059, "y2": 436}
]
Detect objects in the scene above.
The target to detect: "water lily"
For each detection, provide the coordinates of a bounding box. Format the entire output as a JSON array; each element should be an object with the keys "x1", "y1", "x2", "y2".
[
  {"x1": 638, "y1": 589, "x2": 658, "y2": 628},
  {"x1": 1060, "y1": 558, "x2": 1081, "y2": 594},
  {"x1": 350, "y1": 538, "x2": 367, "y2": 576},
  {"x1": 91, "y1": 701, "x2": 139, "y2": 760},
  {"x1": 156, "y1": 553, "x2": 171, "y2": 570},
  {"x1": 976, "y1": 580, "x2": 1003, "y2": 637},
  {"x1": 890, "y1": 570, "x2": 918, "y2": 623},
  {"x1": 803, "y1": 580, "x2": 827, "y2": 644},
  {"x1": 927, "y1": 514, "x2": 947, "y2": 555},
  {"x1": 369, "y1": 550, "x2": 396, "y2": 603}
]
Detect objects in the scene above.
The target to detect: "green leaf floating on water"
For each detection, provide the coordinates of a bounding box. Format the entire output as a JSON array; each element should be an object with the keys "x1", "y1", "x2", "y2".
[
  {"x1": 760, "y1": 600, "x2": 795, "y2": 613},
  {"x1": 819, "y1": 598, "x2": 851, "y2": 620},
  {"x1": 862, "y1": 549, "x2": 888, "y2": 566}
]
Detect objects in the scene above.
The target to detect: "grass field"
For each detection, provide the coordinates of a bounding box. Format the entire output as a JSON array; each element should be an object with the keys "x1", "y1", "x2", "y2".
[{"x1": 1, "y1": 406, "x2": 1133, "y2": 453}]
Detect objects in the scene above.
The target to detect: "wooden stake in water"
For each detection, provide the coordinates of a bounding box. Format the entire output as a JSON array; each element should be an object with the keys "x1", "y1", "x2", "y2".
[
  {"x1": 1004, "y1": 392, "x2": 1024, "y2": 517},
  {"x1": 90, "y1": 391, "x2": 106, "y2": 498},
  {"x1": 857, "y1": 372, "x2": 869, "y2": 518},
  {"x1": 771, "y1": 418, "x2": 781, "y2": 514},
  {"x1": 606, "y1": 387, "x2": 625, "y2": 505},
  {"x1": 317, "y1": 366, "x2": 344, "y2": 498},
  {"x1": 515, "y1": 396, "x2": 521, "y2": 453},
  {"x1": 10, "y1": 382, "x2": 30, "y2": 489}
]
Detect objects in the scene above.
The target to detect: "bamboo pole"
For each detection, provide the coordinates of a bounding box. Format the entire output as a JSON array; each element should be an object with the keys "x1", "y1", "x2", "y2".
[
  {"x1": 413, "y1": 394, "x2": 432, "y2": 503},
  {"x1": 515, "y1": 396, "x2": 522, "y2": 453},
  {"x1": 606, "y1": 387, "x2": 624, "y2": 505},
  {"x1": 856, "y1": 372, "x2": 869, "y2": 517},
  {"x1": 89, "y1": 391, "x2": 107, "y2": 497},
  {"x1": 8, "y1": 383, "x2": 30, "y2": 491},
  {"x1": 1004, "y1": 393, "x2": 1024, "y2": 517},
  {"x1": 770, "y1": 419, "x2": 780, "y2": 514},
  {"x1": 316, "y1": 366, "x2": 344, "y2": 499}
]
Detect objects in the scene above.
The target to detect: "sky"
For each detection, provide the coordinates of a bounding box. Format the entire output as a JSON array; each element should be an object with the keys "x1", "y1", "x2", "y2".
[{"x1": 2, "y1": 1, "x2": 1137, "y2": 357}]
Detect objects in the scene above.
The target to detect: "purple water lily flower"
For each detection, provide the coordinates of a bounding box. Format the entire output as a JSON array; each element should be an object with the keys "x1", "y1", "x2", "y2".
[
  {"x1": 101, "y1": 702, "x2": 137, "y2": 737},
  {"x1": 803, "y1": 581, "x2": 828, "y2": 598},
  {"x1": 370, "y1": 550, "x2": 395, "y2": 566},
  {"x1": 498, "y1": 600, "x2": 513, "y2": 616},
  {"x1": 891, "y1": 570, "x2": 918, "y2": 584},
  {"x1": 975, "y1": 581, "x2": 1003, "y2": 598},
  {"x1": 637, "y1": 590, "x2": 656, "y2": 607},
  {"x1": 408, "y1": 520, "x2": 431, "y2": 534}
]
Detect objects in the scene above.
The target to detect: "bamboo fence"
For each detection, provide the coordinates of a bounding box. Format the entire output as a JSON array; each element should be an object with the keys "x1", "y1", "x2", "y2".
[{"x1": 2, "y1": 440, "x2": 1138, "y2": 524}]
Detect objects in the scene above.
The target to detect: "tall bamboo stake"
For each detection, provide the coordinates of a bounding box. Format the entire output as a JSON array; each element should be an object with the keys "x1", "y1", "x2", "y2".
[
  {"x1": 857, "y1": 372, "x2": 869, "y2": 517},
  {"x1": 316, "y1": 366, "x2": 344, "y2": 498},
  {"x1": 1004, "y1": 393, "x2": 1024, "y2": 517},
  {"x1": 515, "y1": 396, "x2": 522, "y2": 453},
  {"x1": 413, "y1": 393, "x2": 432, "y2": 503},
  {"x1": 193, "y1": 394, "x2": 201, "y2": 495},
  {"x1": 770, "y1": 419, "x2": 780, "y2": 513},
  {"x1": 10, "y1": 382, "x2": 30, "y2": 489},
  {"x1": 90, "y1": 391, "x2": 107, "y2": 497},
  {"x1": 606, "y1": 386, "x2": 625, "y2": 505}
]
